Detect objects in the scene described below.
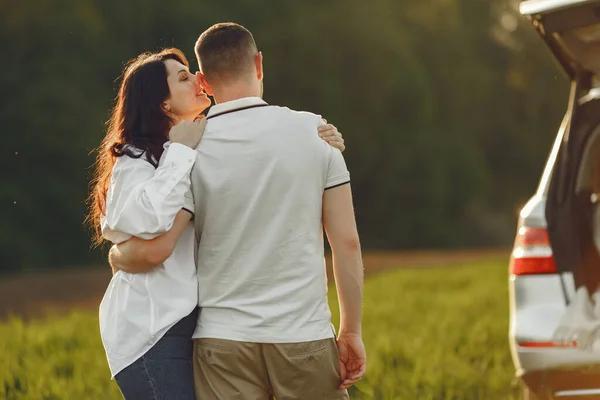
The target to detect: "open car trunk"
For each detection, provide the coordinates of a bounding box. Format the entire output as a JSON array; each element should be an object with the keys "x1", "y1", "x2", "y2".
[
  {"x1": 521, "y1": 0, "x2": 600, "y2": 299},
  {"x1": 521, "y1": 0, "x2": 600, "y2": 83},
  {"x1": 548, "y1": 100, "x2": 600, "y2": 299}
]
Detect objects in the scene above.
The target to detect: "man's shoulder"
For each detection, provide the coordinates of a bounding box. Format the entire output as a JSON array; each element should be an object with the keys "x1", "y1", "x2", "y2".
[{"x1": 269, "y1": 106, "x2": 322, "y2": 126}]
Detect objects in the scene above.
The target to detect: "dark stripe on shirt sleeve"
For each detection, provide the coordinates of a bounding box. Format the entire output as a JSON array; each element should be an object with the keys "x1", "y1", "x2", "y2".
[
  {"x1": 182, "y1": 207, "x2": 195, "y2": 219},
  {"x1": 325, "y1": 180, "x2": 350, "y2": 190}
]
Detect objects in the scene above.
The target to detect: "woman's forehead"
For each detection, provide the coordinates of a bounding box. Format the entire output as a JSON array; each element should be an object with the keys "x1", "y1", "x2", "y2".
[{"x1": 164, "y1": 59, "x2": 189, "y2": 76}]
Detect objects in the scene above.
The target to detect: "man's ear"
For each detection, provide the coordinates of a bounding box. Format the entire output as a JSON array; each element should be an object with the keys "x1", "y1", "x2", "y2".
[
  {"x1": 255, "y1": 52, "x2": 263, "y2": 81},
  {"x1": 196, "y1": 71, "x2": 214, "y2": 96}
]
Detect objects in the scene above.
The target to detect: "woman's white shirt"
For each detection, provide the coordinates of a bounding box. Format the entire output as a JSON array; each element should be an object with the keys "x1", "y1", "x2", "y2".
[{"x1": 99, "y1": 142, "x2": 198, "y2": 377}]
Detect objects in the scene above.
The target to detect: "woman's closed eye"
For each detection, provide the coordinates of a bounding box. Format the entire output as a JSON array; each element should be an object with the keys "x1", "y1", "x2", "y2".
[{"x1": 178, "y1": 71, "x2": 192, "y2": 81}]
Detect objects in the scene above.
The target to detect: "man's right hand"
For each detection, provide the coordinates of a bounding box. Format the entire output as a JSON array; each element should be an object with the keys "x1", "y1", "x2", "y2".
[
  {"x1": 169, "y1": 118, "x2": 207, "y2": 149},
  {"x1": 336, "y1": 332, "x2": 367, "y2": 390}
]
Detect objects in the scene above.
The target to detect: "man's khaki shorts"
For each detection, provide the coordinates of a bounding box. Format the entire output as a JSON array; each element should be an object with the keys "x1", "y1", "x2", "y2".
[{"x1": 193, "y1": 337, "x2": 349, "y2": 400}]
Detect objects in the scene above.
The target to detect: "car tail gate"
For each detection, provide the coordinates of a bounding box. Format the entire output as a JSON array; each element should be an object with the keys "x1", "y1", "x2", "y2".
[{"x1": 520, "y1": 0, "x2": 600, "y2": 82}]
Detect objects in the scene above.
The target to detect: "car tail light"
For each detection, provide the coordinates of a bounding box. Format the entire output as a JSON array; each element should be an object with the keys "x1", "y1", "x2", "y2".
[{"x1": 510, "y1": 226, "x2": 558, "y2": 275}]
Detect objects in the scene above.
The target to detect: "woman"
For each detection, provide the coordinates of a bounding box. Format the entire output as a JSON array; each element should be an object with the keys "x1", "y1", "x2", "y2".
[{"x1": 87, "y1": 48, "x2": 346, "y2": 399}]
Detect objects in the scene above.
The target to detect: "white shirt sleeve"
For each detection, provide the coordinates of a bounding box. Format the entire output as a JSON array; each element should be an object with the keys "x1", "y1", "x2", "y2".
[
  {"x1": 313, "y1": 115, "x2": 350, "y2": 190},
  {"x1": 101, "y1": 143, "x2": 197, "y2": 242},
  {"x1": 325, "y1": 147, "x2": 350, "y2": 189},
  {"x1": 182, "y1": 187, "x2": 195, "y2": 218},
  {"x1": 171, "y1": 142, "x2": 195, "y2": 218}
]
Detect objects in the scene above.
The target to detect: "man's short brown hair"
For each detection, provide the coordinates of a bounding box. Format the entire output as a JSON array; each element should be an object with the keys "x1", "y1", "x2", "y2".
[{"x1": 195, "y1": 23, "x2": 258, "y2": 83}]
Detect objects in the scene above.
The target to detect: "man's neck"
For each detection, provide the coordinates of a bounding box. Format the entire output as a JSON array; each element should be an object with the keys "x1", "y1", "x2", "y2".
[{"x1": 212, "y1": 82, "x2": 261, "y2": 104}]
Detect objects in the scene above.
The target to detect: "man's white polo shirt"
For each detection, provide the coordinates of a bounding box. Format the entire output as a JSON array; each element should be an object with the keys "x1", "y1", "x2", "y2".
[{"x1": 191, "y1": 97, "x2": 350, "y2": 343}]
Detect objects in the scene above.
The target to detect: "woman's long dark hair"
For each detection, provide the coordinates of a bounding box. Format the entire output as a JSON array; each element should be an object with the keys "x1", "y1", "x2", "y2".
[{"x1": 86, "y1": 48, "x2": 190, "y2": 247}]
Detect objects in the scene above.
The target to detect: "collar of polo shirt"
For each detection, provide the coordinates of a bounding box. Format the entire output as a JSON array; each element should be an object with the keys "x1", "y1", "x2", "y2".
[{"x1": 207, "y1": 97, "x2": 268, "y2": 120}]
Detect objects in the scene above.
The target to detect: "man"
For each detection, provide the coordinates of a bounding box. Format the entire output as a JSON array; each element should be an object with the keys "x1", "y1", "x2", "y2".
[
  {"x1": 112, "y1": 22, "x2": 366, "y2": 399},
  {"x1": 187, "y1": 23, "x2": 365, "y2": 399}
]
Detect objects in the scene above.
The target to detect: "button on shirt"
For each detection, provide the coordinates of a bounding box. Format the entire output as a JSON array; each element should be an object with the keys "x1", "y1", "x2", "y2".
[
  {"x1": 190, "y1": 97, "x2": 350, "y2": 343},
  {"x1": 99, "y1": 142, "x2": 198, "y2": 377}
]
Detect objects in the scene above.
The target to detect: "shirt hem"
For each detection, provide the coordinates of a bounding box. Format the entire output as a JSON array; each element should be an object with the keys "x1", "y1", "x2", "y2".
[
  {"x1": 325, "y1": 180, "x2": 350, "y2": 190},
  {"x1": 192, "y1": 326, "x2": 335, "y2": 344},
  {"x1": 181, "y1": 207, "x2": 195, "y2": 218},
  {"x1": 107, "y1": 326, "x2": 171, "y2": 379},
  {"x1": 105, "y1": 305, "x2": 196, "y2": 379},
  {"x1": 325, "y1": 173, "x2": 350, "y2": 189}
]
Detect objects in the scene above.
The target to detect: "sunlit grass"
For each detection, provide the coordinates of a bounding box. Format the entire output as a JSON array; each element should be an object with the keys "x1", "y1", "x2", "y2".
[
  {"x1": 333, "y1": 258, "x2": 520, "y2": 400},
  {"x1": 0, "y1": 312, "x2": 121, "y2": 399},
  {"x1": 1, "y1": 259, "x2": 520, "y2": 399}
]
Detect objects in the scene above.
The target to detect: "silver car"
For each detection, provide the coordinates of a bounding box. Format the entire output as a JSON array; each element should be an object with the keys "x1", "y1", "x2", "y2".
[{"x1": 510, "y1": 0, "x2": 600, "y2": 398}]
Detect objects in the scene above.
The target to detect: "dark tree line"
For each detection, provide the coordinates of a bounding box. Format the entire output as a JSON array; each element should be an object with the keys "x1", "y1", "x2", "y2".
[{"x1": 0, "y1": 0, "x2": 568, "y2": 272}]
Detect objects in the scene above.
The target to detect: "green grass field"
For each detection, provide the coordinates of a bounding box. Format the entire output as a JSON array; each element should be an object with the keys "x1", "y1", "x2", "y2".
[{"x1": 0, "y1": 259, "x2": 521, "y2": 400}]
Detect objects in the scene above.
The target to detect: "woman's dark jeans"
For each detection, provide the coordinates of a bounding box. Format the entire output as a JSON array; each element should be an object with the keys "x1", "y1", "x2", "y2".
[{"x1": 115, "y1": 307, "x2": 199, "y2": 400}]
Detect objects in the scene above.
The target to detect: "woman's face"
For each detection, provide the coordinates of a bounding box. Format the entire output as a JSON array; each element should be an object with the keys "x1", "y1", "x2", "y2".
[{"x1": 163, "y1": 59, "x2": 211, "y2": 121}]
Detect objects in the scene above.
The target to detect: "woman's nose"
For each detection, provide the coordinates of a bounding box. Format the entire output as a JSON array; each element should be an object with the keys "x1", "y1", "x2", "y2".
[
  {"x1": 193, "y1": 76, "x2": 204, "y2": 92},
  {"x1": 194, "y1": 75, "x2": 203, "y2": 90},
  {"x1": 195, "y1": 72, "x2": 205, "y2": 87}
]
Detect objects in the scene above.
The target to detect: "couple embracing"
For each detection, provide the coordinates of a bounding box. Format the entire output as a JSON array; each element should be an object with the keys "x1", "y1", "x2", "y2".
[{"x1": 88, "y1": 22, "x2": 366, "y2": 399}]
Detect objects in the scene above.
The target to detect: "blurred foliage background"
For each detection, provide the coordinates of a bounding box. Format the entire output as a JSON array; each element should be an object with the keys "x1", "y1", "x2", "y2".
[{"x1": 0, "y1": 0, "x2": 568, "y2": 273}]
